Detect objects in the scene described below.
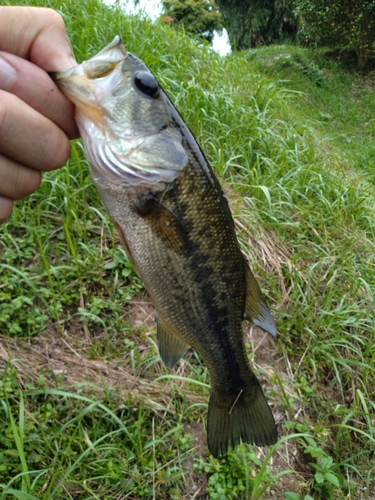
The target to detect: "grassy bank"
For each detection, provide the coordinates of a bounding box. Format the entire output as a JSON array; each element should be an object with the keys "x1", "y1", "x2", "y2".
[{"x1": 0, "y1": 0, "x2": 374, "y2": 498}]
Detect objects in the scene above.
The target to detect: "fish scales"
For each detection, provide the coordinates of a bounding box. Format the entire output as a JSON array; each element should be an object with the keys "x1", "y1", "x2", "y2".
[
  {"x1": 97, "y1": 156, "x2": 247, "y2": 385},
  {"x1": 53, "y1": 36, "x2": 278, "y2": 457}
]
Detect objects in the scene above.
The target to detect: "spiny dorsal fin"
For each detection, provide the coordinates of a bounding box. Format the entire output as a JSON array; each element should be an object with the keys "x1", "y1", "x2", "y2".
[
  {"x1": 156, "y1": 315, "x2": 190, "y2": 369},
  {"x1": 244, "y1": 262, "x2": 277, "y2": 337}
]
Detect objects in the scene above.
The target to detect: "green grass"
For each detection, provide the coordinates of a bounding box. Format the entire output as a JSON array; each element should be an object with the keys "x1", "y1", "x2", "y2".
[{"x1": 1, "y1": 0, "x2": 375, "y2": 498}]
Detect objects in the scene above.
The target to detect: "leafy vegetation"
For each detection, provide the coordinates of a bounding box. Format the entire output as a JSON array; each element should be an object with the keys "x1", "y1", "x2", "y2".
[
  {"x1": 214, "y1": 0, "x2": 297, "y2": 50},
  {"x1": 296, "y1": 0, "x2": 375, "y2": 67},
  {"x1": 161, "y1": 0, "x2": 223, "y2": 43},
  {"x1": 209, "y1": 0, "x2": 375, "y2": 65},
  {"x1": 1, "y1": 0, "x2": 375, "y2": 498}
]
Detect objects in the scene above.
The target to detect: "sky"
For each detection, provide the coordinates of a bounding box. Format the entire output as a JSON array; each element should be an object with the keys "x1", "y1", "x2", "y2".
[{"x1": 106, "y1": 0, "x2": 231, "y2": 55}]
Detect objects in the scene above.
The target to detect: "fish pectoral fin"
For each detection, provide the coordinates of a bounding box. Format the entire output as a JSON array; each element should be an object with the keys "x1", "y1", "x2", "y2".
[
  {"x1": 244, "y1": 261, "x2": 277, "y2": 337},
  {"x1": 207, "y1": 375, "x2": 278, "y2": 458},
  {"x1": 156, "y1": 315, "x2": 189, "y2": 369},
  {"x1": 134, "y1": 193, "x2": 186, "y2": 253}
]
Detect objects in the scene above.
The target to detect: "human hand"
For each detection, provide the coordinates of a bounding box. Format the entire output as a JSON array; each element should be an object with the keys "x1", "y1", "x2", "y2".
[{"x1": 0, "y1": 6, "x2": 79, "y2": 223}]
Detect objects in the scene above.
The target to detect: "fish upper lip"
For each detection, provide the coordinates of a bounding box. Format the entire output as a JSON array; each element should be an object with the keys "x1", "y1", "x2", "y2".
[
  {"x1": 91, "y1": 35, "x2": 126, "y2": 59},
  {"x1": 61, "y1": 66, "x2": 81, "y2": 78},
  {"x1": 52, "y1": 36, "x2": 127, "y2": 82},
  {"x1": 51, "y1": 64, "x2": 84, "y2": 82}
]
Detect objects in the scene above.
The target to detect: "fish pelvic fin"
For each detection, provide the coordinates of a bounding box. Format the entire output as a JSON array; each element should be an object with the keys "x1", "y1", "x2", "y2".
[
  {"x1": 244, "y1": 261, "x2": 277, "y2": 337},
  {"x1": 207, "y1": 376, "x2": 277, "y2": 458},
  {"x1": 156, "y1": 315, "x2": 189, "y2": 369}
]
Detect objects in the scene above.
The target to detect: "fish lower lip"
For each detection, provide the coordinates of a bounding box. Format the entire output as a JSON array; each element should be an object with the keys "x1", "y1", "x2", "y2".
[{"x1": 51, "y1": 66, "x2": 82, "y2": 82}]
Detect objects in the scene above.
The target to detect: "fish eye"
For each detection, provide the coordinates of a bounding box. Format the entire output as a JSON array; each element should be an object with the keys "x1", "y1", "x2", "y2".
[{"x1": 134, "y1": 71, "x2": 159, "y2": 98}]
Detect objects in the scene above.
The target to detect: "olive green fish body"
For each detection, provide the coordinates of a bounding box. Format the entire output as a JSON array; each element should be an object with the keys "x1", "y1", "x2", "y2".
[
  {"x1": 97, "y1": 155, "x2": 245, "y2": 360},
  {"x1": 95, "y1": 141, "x2": 276, "y2": 457},
  {"x1": 54, "y1": 37, "x2": 278, "y2": 456}
]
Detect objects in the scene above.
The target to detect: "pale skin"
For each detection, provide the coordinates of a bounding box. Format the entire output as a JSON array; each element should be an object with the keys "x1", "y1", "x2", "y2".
[{"x1": 0, "y1": 6, "x2": 79, "y2": 223}]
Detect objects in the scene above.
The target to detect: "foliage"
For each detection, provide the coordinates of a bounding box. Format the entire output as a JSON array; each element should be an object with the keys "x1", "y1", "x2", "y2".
[
  {"x1": 193, "y1": 446, "x2": 274, "y2": 499},
  {"x1": 1, "y1": 0, "x2": 375, "y2": 497},
  {"x1": 296, "y1": 0, "x2": 375, "y2": 67},
  {"x1": 214, "y1": 0, "x2": 297, "y2": 49},
  {"x1": 284, "y1": 494, "x2": 314, "y2": 500},
  {"x1": 161, "y1": 0, "x2": 223, "y2": 43},
  {"x1": 0, "y1": 365, "x2": 194, "y2": 499},
  {"x1": 292, "y1": 424, "x2": 343, "y2": 498}
]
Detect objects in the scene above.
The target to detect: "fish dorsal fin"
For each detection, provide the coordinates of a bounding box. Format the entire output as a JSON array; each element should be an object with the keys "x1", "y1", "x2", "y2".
[
  {"x1": 134, "y1": 193, "x2": 186, "y2": 253},
  {"x1": 244, "y1": 261, "x2": 277, "y2": 337},
  {"x1": 156, "y1": 315, "x2": 190, "y2": 369}
]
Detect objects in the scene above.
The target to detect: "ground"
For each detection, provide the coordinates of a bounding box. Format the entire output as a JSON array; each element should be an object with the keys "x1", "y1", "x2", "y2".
[{"x1": 0, "y1": 295, "x2": 313, "y2": 499}]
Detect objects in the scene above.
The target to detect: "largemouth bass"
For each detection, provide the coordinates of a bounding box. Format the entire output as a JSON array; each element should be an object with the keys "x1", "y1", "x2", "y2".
[{"x1": 54, "y1": 37, "x2": 278, "y2": 457}]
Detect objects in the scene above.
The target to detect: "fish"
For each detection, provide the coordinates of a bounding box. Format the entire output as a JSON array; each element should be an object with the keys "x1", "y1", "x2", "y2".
[{"x1": 53, "y1": 36, "x2": 278, "y2": 457}]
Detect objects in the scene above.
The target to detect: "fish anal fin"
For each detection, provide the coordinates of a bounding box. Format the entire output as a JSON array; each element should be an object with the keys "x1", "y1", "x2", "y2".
[
  {"x1": 207, "y1": 376, "x2": 277, "y2": 458},
  {"x1": 244, "y1": 261, "x2": 277, "y2": 337},
  {"x1": 156, "y1": 315, "x2": 189, "y2": 369}
]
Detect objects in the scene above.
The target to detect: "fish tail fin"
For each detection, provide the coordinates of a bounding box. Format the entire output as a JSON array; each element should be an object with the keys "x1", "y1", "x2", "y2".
[{"x1": 207, "y1": 376, "x2": 277, "y2": 458}]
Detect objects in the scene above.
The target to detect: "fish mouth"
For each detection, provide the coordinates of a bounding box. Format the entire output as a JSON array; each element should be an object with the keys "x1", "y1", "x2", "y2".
[
  {"x1": 85, "y1": 35, "x2": 127, "y2": 62},
  {"x1": 52, "y1": 36, "x2": 127, "y2": 124},
  {"x1": 53, "y1": 36, "x2": 188, "y2": 187}
]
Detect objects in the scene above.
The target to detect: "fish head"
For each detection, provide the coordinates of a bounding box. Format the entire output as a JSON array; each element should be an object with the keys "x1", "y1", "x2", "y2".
[{"x1": 54, "y1": 36, "x2": 188, "y2": 186}]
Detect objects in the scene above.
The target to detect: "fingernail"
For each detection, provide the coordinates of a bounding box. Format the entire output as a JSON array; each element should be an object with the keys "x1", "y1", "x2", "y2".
[
  {"x1": 50, "y1": 55, "x2": 77, "y2": 73},
  {"x1": 69, "y1": 56, "x2": 78, "y2": 67},
  {"x1": 0, "y1": 57, "x2": 17, "y2": 90},
  {"x1": 0, "y1": 196, "x2": 13, "y2": 222}
]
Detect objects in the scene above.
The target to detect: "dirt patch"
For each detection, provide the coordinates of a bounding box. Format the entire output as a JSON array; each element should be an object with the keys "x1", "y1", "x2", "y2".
[
  {"x1": 0, "y1": 319, "x2": 198, "y2": 408},
  {"x1": 0, "y1": 299, "x2": 311, "y2": 498},
  {"x1": 182, "y1": 421, "x2": 209, "y2": 499},
  {"x1": 126, "y1": 299, "x2": 155, "y2": 328}
]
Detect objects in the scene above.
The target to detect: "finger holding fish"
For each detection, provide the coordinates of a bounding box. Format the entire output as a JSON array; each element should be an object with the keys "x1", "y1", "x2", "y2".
[
  {"x1": 0, "y1": 87, "x2": 70, "y2": 223},
  {"x1": 0, "y1": 6, "x2": 79, "y2": 223},
  {"x1": 0, "y1": 52, "x2": 78, "y2": 139}
]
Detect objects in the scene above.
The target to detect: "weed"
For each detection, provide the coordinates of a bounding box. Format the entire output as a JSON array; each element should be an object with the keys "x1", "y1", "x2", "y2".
[{"x1": 1, "y1": 0, "x2": 375, "y2": 497}]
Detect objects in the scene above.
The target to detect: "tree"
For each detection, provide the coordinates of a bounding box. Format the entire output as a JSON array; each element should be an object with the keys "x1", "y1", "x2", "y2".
[
  {"x1": 161, "y1": 0, "x2": 223, "y2": 44},
  {"x1": 214, "y1": 0, "x2": 298, "y2": 50},
  {"x1": 296, "y1": 0, "x2": 375, "y2": 67}
]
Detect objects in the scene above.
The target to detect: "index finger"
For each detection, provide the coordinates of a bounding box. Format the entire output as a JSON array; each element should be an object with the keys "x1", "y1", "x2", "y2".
[{"x1": 0, "y1": 6, "x2": 76, "y2": 72}]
